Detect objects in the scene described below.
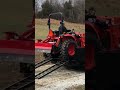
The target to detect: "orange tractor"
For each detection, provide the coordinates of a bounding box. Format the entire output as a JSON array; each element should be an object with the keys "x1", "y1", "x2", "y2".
[
  {"x1": 35, "y1": 12, "x2": 85, "y2": 67},
  {"x1": 85, "y1": 8, "x2": 120, "y2": 70}
]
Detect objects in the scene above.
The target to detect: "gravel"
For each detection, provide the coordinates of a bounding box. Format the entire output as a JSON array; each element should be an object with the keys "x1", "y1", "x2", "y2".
[{"x1": 35, "y1": 64, "x2": 85, "y2": 90}]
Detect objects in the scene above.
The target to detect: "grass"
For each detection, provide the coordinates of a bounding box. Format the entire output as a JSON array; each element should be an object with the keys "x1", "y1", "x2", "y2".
[{"x1": 35, "y1": 19, "x2": 85, "y2": 40}]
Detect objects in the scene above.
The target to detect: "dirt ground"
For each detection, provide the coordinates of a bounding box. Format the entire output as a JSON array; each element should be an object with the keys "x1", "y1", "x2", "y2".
[{"x1": 35, "y1": 64, "x2": 85, "y2": 90}]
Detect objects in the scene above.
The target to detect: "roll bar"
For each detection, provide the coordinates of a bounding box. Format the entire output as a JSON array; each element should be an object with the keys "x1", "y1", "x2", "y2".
[{"x1": 47, "y1": 12, "x2": 64, "y2": 29}]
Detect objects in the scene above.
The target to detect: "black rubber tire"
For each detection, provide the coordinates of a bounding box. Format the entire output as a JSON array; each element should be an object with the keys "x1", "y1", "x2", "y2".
[
  {"x1": 60, "y1": 39, "x2": 78, "y2": 62},
  {"x1": 86, "y1": 31, "x2": 101, "y2": 51},
  {"x1": 86, "y1": 31, "x2": 100, "y2": 70},
  {"x1": 60, "y1": 39, "x2": 85, "y2": 69}
]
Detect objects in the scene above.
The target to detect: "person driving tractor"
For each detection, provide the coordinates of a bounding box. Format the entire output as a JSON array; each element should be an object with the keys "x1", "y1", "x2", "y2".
[{"x1": 59, "y1": 21, "x2": 67, "y2": 35}]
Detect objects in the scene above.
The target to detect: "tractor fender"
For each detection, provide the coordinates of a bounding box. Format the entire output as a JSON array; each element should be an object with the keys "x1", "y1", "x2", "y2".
[
  {"x1": 61, "y1": 35, "x2": 77, "y2": 42},
  {"x1": 86, "y1": 21, "x2": 100, "y2": 40},
  {"x1": 55, "y1": 35, "x2": 77, "y2": 47}
]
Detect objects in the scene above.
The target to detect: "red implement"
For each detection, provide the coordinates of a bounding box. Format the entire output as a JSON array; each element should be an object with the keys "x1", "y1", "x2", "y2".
[
  {"x1": 35, "y1": 42, "x2": 53, "y2": 53},
  {"x1": 0, "y1": 40, "x2": 34, "y2": 55}
]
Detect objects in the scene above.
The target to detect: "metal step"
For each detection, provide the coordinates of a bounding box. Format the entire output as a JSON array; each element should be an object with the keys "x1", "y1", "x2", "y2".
[{"x1": 35, "y1": 58, "x2": 52, "y2": 69}]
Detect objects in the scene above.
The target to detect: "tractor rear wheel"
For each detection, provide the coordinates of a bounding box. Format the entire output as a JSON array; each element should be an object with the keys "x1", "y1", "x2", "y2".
[
  {"x1": 60, "y1": 39, "x2": 78, "y2": 66},
  {"x1": 86, "y1": 31, "x2": 100, "y2": 71}
]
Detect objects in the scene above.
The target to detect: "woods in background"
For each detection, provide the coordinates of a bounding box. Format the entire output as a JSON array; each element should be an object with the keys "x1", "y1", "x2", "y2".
[{"x1": 35, "y1": 0, "x2": 85, "y2": 23}]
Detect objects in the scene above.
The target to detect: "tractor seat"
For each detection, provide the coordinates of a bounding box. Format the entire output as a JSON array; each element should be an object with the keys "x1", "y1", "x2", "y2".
[
  {"x1": 53, "y1": 30, "x2": 59, "y2": 36},
  {"x1": 66, "y1": 30, "x2": 71, "y2": 32},
  {"x1": 53, "y1": 29, "x2": 72, "y2": 36}
]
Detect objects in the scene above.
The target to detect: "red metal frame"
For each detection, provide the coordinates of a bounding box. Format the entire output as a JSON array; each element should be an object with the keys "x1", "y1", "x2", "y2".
[
  {"x1": 86, "y1": 15, "x2": 120, "y2": 71},
  {"x1": 35, "y1": 31, "x2": 85, "y2": 53},
  {"x1": 0, "y1": 40, "x2": 34, "y2": 55}
]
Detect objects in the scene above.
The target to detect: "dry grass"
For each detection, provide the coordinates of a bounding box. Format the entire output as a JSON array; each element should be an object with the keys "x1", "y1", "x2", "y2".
[{"x1": 35, "y1": 19, "x2": 85, "y2": 40}]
